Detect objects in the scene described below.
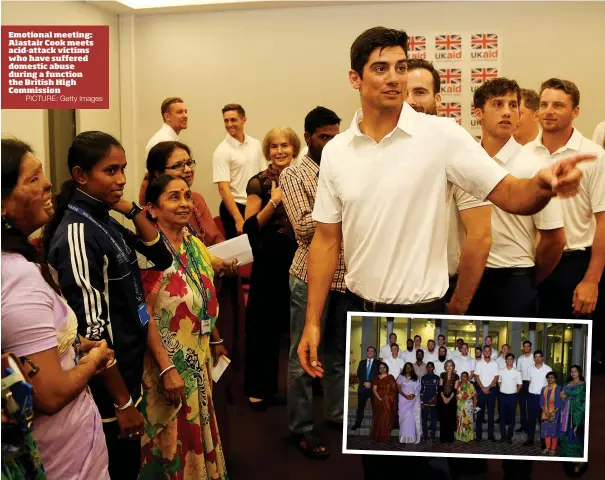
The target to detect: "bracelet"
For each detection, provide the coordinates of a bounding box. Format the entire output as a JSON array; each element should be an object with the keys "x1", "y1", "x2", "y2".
[
  {"x1": 159, "y1": 365, "x2": 176, "y2": 377},
  {"x1": 268, "y1": 199, "x2": 278, "y2": 209},
  {"x1": 114, "y1": 396, "x2": 133, "y2": 411},
  {"x1": 210, "y1": 339, "x2": 224, "y2": 345}
]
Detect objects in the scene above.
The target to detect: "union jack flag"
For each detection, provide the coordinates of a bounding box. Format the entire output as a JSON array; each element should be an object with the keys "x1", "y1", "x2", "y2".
[
  {"x1": 435, "y1": 34, "x2": 462, "y2": 51},
  {"x1": 471, "y1": 33, "x2": 498, "y2": 50},
  {"x1": 471, "y1": 68, "x2": 499, "y2": 84},
  {"x1": 439, "y1": 102, "x2": 462, "y2": 124},
  {"x1": 437, "y1": 68, "x2": 462, "y2": 85},
  {"x1": 408, "y1": 36, "x2": 426, "y2": 52}
]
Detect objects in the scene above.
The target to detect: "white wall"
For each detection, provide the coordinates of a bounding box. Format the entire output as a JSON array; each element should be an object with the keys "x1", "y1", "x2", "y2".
[
  {"x1": 1, "y1": 1, "x2": 121, "y2": 175},
  {"x1": 130, "y1": 1, "x2": 605, "y2": 215}
]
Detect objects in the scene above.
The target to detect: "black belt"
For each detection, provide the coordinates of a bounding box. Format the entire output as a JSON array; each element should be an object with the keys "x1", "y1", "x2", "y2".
[
  {"x1": 483, "y1": 266, "x2": 535, "y2": 277},
  {"x1": 563, "y1": 247, "x2": 591, "y2": 257},
  {"x1": 346, "y1": 289, "x2": 445, "y2": 314},
  {"x1": 501, "y1": 393, "x2": 518, "y2": 396}
]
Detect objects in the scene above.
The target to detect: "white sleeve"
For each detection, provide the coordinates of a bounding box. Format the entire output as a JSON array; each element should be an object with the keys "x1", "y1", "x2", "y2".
[
  {"x1": 212, "y1": 147, "x2": 231, "y2": 184},
  {"x1": 312, "y1": 147, "x2": 342, "y2": 223},
  {"x1": 454, "y1": 185, "x2": 490, "y2": 211},
  {"x1": 533, "y1": 196, "x2": 565, "y2": 230},
  {"x1": 445, "y1": 121, "x2": 508, "y2": 201},
  {"x1": 587, "y1": 151, "x2": 605, "y2": 213}
]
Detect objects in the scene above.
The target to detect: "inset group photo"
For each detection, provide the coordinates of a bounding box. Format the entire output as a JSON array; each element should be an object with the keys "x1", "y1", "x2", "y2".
[{"x1": 344, "y1": 314, "x2": 591, "y2": 462}]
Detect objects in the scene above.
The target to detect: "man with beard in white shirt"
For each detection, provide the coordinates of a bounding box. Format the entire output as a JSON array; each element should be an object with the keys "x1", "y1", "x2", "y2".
[
  {"x1": 434, "y1": 346, "x2": 448, "y2": 376},
  {"x1": 423, "y1": 339, "x2": 439, "y2": 364},
  {"x1": 437, "y1": 335, "x2": 452, "y2": 360},
  {"x1": 451, "y1": 338, "x2": 464, "y2": 360},
  {"x1": 379, "y1": 333, "x2": 398, "y2": 361},
  {"x1": 400, "y1": 338, "x2": 416, "y2": 364}
]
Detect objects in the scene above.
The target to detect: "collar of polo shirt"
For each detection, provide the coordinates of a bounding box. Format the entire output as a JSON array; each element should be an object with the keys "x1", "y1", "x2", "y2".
[
  {"x1": 492, "y1": 136, "x2": 521, "y2": 165},
  {"x1": 348, "y1": 102, "x2": 418, "y2": 145},
  {"x1": 225, "y1": 133, "x2": 248, "y2": 147},
  {"x1": 532, "y1": 127, "x2": 583, "y2": 155}
]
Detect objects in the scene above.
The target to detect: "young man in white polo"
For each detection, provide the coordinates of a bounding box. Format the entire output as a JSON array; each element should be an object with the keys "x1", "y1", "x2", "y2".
[
  {"x1": 145, "y1": 97, "x2": 188, "y2": 157},
  {"x1": 296, "y1": 26, "x2": 594, "y2": 479},
  {"x1": 212, "y1": 103, "x2": 266, "y2": 239}
]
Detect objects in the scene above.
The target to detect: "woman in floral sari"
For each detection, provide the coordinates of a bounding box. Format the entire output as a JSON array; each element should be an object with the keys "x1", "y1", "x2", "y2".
[
  {"x1": 456, "y1": 371, "x2": 476, "y2": 442},
  {"x1": 139, "y1": 175, "x2": 230, "y2": 480},
  {"x1": 559, "y1": 365, "x2": 587, "y2": 475}
]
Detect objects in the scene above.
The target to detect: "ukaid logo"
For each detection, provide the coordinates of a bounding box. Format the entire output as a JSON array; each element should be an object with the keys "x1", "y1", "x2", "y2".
[
  {"x1": 437, "y1": 68, "x2": 462, "y2": 94},
  {"x1": 470, "y1": 33, "x2": 499, "y2": 60},
  {"x1": 438, "y1": 102, "x2": 462, "y2": 125},
  {"x1": 470, "y1": 68, "x2": 498, "y2": 92},
  {"x1": 434, "y1": 34, "x2": 462, "y2": 61},
  {"x1": 408, "y1": 36, "x2": 426, "y2": 59}
]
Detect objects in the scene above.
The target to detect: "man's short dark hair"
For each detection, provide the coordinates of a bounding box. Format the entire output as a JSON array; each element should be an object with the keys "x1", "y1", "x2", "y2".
[
  {"x1": 416, "y1": 349, "x2": 424, "y2": 356},
  {"x1": 534, "y1": 350, "x2": 544, "y2": 357},
  {"x1": 523, "y1": 340, "x2": 532, "y2": 347},
  {"x1": 161, "y1": 97, "x2": 184, "y2": 118},
  {"x1": 389, "y1": 333, "x2": 397, "y2": 338},
  {"x1": 438, "y1": 334, "x2": 445, "y2": 340},
  {"x1": 520, "y1": 88, "x2": 540, "y2": 111},
  {"x1": 222, "y1": 103, "x2": 246, "y2": 117},
  {"x1": 304, "y1": 106, "x2": 341, "y2": 135},
  {"x1": 414, "y1": 335, "x2": 421, "y2": 340},
  {"x1": 540, "y1": 78, "x2": 580, "y2": 108},
  {"x1": 473, "y1": 77, "x2": 521, "y2": 110},
  {"x1": 391, "y1": 343, "x2": 399, "y2": 350},
  {"x1": 427, "y1": 339, "x2": 435, "y2": 344},
  {"x1": 367, "y1": 346, "x2": 376, "y2": 353},
  {"x1": 505, "y1": 353, "x2": 515, "y2": 360},
  {"x1": 502, "y1": 343, "x2": 510, "y2": 350},
  {"x1": 350, "y1": 26, "x2": 408, "y2": 78},
  {"x1": 407, "y1": 58, "x2": 441, "y2": 94},
  {"x1": 461, "y1": 342, "x2": 469, "y2": 349},
  {"x1": 475, "y1": 346, "x2": 483, "y2": 351}
]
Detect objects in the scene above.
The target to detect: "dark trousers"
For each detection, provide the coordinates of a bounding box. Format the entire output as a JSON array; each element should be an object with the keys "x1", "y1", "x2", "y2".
[
  {"x1": 103, "y1": 421, "x2": 141, "y2": 480},
  {"x1": 500, "y1": 393, "x2": 517, "y2": 439},
  {"x1": 355, "y1": 387, "x2": 374, "y2": 426},
  {"x1": 422, "y1": 404, "x2": 437, "y2": 440},
  {"x1": 219, "y1": 201, "x2": 246, "y2": 240},
  {"x1": 476, "y1": 387, "x2": 497, "y2": 439},
  {"x1": 526, "y1": 393, "x2": 542, "y2": 442},
  {"x1": 467, "y1": 268, "x2": 537, "y2": 317},
  {"x1": 345, "y1": 293, "x2": 446, "y2": 479},
  {"x1": 518, "y1": 380, "x2": 530, "y2": 428}
]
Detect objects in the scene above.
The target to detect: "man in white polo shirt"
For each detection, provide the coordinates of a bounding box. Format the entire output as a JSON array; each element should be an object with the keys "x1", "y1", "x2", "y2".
[
  {"x1": 379, "y1": 332, "x2": 398, "y2": 361},
  {"x1": 212, "y1": 103, "x2": 266, "y2": 239},
  {"x1": 437, "y1": 335, "x2": 452, "y2": 360},
  {"x1": 454, "y1": 343, "x2": 475, "y2": 379},
  {"x1": 384, "y1": 344, "x2": 404, "y2": 379},
  {"x1": 406, "y1": 59, "x2": 492, "y2": 315},
  {"x1": 145, "y1": 97, "x2": 188, "y2": 158},
  {"x1": 296, "y1": 26, "x2": 594, "y2": 478},
  {"x1": 498, "y1": 353, "x2": 522, "y2": 443},
  {"x1": 433, "y1": 346, "x2": 448, "y2": 377},
  {"x1": 525, "y1": 350, "x2": 552, "y2": 446},
  {"x1": 484, "y1": 336, "x2": 501, "y2": 363},
  {"x1": 423, "y1": 339, "x2": 439, "y2": 364},
  {"x1": 516, "y1": 340, "x2": 534, "y2": 433},
  {"x1": 496, "y1": 344, "x2": 517, "y2": 369},
  {"x1": 400, "y1": 338, "x2": 416, "y2": 364},
  {"x1": 534, "y1": 79, "x2": 605, "y2": 363},
  {"x1": 474, "y1": 345, "x2": 500, "y2": 441},
  {"x1": 467, "y1": 78, "x2": 566, "y2": 319}
]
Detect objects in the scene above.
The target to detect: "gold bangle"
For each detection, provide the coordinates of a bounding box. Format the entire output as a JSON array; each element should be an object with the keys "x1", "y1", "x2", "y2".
[{"x1": 106, "y1": 359, "x2": 117, "y2": 369}]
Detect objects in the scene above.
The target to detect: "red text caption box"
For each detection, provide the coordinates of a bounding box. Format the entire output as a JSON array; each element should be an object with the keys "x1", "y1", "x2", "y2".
[{"x1": 2, "y1": 25, "x2": 109, "y2": 109}]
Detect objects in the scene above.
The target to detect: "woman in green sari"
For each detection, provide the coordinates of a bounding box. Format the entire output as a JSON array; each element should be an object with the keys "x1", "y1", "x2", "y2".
[{"x1": 559, "y1": 365, "x2": 587, "y2": 476}]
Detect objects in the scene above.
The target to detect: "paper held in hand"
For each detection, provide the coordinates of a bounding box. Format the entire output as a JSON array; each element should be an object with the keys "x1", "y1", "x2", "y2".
[
  {"x1": 211, "y1": 355, "x2": 231, "y2": 383},
  {"x1": 207, "y1": 234, "x2": 253, "y2": 266}
]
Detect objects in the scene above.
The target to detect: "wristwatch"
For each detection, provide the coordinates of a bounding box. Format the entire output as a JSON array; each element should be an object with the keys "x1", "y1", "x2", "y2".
[{"x1": 124, "y1": 201, "x2": 143, "y2": 220}]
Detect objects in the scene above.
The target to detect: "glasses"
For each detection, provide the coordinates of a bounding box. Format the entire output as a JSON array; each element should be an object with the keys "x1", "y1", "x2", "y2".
[{"x1": 167, "y1": 159, "x2": 196, "y2": 172}]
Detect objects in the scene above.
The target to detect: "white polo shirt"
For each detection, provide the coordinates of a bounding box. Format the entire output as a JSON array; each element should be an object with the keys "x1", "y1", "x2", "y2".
[
  {"x1": 400, "y1": 350, "x2": 417, "y2": 364},
  {"x1": 423, "y1": 349, "x2": 439, "y2": 364},
  {"x1": 212, "y1": 134, "x2": 266, "y2": 205},
  {"x1": 145, "y1": 123, "x2": 179, "y2": 158},
  {"x1": 454, "y1": 354, "x2": 476, "y2": 377},
  {"x1": 592, "y1": 121, "x2": 605, "y2": 148},
  {"x1": 312, "y1": 104, "x2": 508, "y2": 304},
  {"x1": 379, "y1": 343, "x2": 394, "y2": 360},
  {"x1": 528, "y1": 129, "x2": 605, "y2": 250},
  {"x1": 474, "y1": 359, "x2": 500, "y2": 388},
  {"x1": 384, "y1": 356, "x2": 405, "y2": 379},
  {"x1": 433, "y1": 360, "x2": 446, "y2": 377},
  {"x1": 496, "y1": 355, "x2": 517, "y2": 369},
  {"x1": 517, "y1": 353, "x2": 535, "y2": 381},
  {"x1": 446, "y1": 183, "x2": 491, "y2": 276},
  {"x1": 486, "y1": 137, "x2": 565, "y2": 268},
  {"x1": 499, "y1": 367, "x2": 522, "y2": 394},
  {"x1": 528, "y1": 364, "x2": 552, "y2": 395}
]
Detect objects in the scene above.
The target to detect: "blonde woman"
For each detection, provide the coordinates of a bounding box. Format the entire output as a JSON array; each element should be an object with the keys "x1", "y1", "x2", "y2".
[{"x1": 244, "y1": 127, "x2": 300, "y2": 411}]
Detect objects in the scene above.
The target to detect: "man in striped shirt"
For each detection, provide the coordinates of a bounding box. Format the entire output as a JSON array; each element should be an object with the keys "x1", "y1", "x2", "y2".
[{"x1": 281, "y1": 106, "x2": 346, "y2": 460}]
